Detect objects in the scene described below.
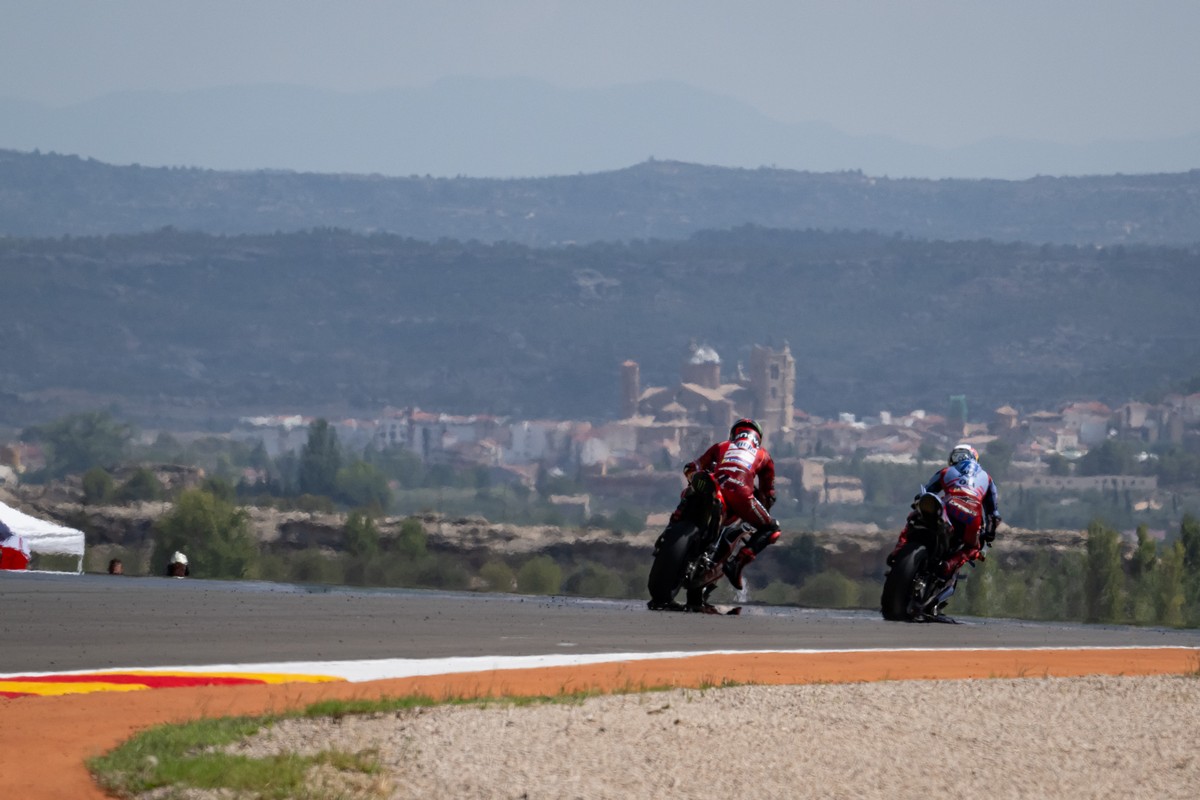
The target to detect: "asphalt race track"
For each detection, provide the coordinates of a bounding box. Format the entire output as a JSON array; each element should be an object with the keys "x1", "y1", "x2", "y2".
[
  {"x1": 4, "y1": 571, "x2": 1199, "y2": 675},
  {"x1": 4, "y1": 571, "x2": 1200, "y2": 800}
]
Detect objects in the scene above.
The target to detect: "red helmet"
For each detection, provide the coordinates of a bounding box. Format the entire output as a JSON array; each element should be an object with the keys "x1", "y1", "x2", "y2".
[{"x1": 730, "y1": 418, "x2": 763, "y2": 441}]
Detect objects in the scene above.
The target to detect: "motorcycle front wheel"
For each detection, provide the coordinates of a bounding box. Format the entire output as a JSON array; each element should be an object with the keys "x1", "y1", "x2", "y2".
[
  {"x1": 647, "y1": 522, "x2": 695, "y2": 606},
  {"x1": 880, "y1": 545, "x2": 928, "y2": 621}
]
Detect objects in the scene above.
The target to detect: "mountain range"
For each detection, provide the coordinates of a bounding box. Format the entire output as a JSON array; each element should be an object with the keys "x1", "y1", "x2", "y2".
[
  {"x1": 2, "y1": 78, "x2": 1198, "y2": 180},
  {"x1": 1, "y1": 125, "x2": 1198, "y2": 432},
  {"x1": 2, "y1": 149, "x2": 1199, "y2": 247}
]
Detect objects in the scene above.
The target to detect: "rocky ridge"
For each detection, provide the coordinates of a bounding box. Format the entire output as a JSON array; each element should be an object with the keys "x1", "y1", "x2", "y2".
[{"x1": 4, "y1": 480, "x2": 1086, "y2": 578}]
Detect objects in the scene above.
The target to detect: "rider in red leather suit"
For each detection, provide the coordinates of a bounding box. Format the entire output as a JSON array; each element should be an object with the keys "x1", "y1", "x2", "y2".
[{"x1": 681, "y1": 418, "x2": 781, "y2": 591}]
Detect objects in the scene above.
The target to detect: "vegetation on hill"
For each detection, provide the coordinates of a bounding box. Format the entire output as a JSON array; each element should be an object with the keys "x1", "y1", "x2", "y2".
[
  {"x1": 1, "y1": 226, "x2": 1198, "y2": 427},
  {"x1": 3, "y1": 149, "x2": 1200, "y2": 245}
]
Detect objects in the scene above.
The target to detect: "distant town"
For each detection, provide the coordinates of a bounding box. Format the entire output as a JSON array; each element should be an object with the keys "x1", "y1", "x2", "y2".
[
  {"x1": 2, "y1": 340, "x2": 1196, "y2": 529},
  {"x1": 41, "y1": 340, "x2": 1177, "y2": 523}
]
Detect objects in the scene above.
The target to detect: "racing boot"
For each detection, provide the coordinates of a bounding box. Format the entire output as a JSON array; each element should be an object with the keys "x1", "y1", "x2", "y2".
[
  {"x1": 723, "y1": 524, "x2": 781, "y2": 590},
  {"x1": 745, "y1": 524, "x2": 782, "y2": 556},
  {"x1": 723, "y1": 546, "x2": 755, "y2": 591}
]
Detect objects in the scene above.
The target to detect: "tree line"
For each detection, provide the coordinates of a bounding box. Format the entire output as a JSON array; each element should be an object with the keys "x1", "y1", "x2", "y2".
[
  {"x1": 952, "y1": 516, "x2": 1200, "y2": 627},
  {"x1": 4, "y1": 223, "x2": 1200, "y2": 425}
]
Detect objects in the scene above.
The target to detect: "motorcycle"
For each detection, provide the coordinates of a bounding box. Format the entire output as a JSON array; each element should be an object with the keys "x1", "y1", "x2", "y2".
[
  {"x1": 880, "y1": 491, "x2": 993, "y2": 623},
  {"x1": 647, "y1": 469, "x2": 753, "y2": 612}
]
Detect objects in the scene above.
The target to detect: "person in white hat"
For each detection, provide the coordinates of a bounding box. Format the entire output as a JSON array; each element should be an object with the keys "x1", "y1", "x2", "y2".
[{"x1": 167, "y1": 550, "x2": 190, "y2": 578}]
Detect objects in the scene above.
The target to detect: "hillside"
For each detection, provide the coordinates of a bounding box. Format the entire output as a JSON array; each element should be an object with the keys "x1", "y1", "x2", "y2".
[
  {"x1": 2, "y1": 149, "x2": 1200, "y2": 246},
  {"x1": 1, "y1": 226, "x2": 1197, "y2": 428}
]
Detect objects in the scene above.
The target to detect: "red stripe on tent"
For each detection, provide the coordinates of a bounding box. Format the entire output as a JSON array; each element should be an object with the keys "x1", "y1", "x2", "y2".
[
  {"x1": 0, "y1": 546, "x2": 30, "y2": 570},
  {"x1": 0, "y1": 691, "x2": 28, "y2": 699}
]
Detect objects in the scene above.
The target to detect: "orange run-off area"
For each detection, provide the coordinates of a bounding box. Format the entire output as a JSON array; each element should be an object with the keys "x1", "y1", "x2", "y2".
[{"x1": 1, "y1": 647, "x2": 1196, "y2": 800}]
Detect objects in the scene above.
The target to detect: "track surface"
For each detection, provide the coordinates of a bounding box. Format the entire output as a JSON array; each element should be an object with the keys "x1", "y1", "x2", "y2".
[
  {"x1": 4, "y1": 572, "x2": 1198, "y2": 674},
  {"x1": 2, "y1": 572, "x2": 1199, "y2": 799}
]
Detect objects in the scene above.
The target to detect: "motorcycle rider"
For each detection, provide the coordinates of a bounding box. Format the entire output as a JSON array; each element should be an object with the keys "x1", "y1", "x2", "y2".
[
  {"x1": 680, "y1": 418, "x2": 781, "y2": 591},
  {"x1": 887, "y1": 443, "x2": 1001, "y2": 575}
]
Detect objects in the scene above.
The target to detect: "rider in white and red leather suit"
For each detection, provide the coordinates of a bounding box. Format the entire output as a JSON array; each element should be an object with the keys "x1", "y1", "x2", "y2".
[
  {"x1": 680, "y1": 418, "x2": 781, "y2": 591},
  {"x1": 888, "y1": 443, "x2": 1001, "y2": 575}
]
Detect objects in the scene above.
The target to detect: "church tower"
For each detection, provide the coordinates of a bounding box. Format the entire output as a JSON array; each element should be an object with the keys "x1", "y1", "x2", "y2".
[
  {"x1": 748, "y1": 343, "x2": 795, "y2": 432},
  {"x1": 619, "y1": 360, "x2": 640, "y2": 419},
  {"x1": 681, "y1": 341, "x2": 721, "y2": 389}
]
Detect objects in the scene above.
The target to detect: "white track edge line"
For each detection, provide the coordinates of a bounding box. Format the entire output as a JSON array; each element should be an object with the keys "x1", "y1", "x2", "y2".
[{"x1": 3, "y1": 645, "x2": 1196, "y2": 683}]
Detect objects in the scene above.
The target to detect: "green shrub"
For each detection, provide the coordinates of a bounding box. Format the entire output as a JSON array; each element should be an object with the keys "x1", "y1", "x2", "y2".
[
  {"x1": 117, "y1": 467, "x2": 164, "y2": 503},
  {"x1": 286, "y1": 550, "x2": 345, "y2": 585},
  {"x1": 479, "y1": 560, "x2": 516, "y2": 592},
  {"x1": 517, "y1": 555, "x2": 562, "y2": 594},
  {"x1": 564, "y1": 562, "x2": 625, "y2": 598},
  {"x1": 960, "y1": 558, "x2": 998, "y2": 616},
  {"x1": 389, "y1": 517, "x2": 427, "y2": 558},
  {"x1": 795, "y1": 570, "x2": 860, "y2": 608},
  {"x1": 755, "y1": 580, "x2": 800, "y2": 606},
  {"x1": 82, "y1": 467, "x2": 115, "y2": 505},
  {"x1": 334, "y1": 460, "x2": 393, "y2": 511},
  {"x1": 1085, "y1": 520, "x2": 1124, "y2": 623},
  {"x1": 201, "y1": 476, "x2": 237, "y2": 504},
  {"x1": 413, "y1": 555, "x2": 470, "y2": 590},
  {"x1": 255, "y1": 553, "x2": 291, "y2": 584},
  {"x1": 344, "y1": 511, "x2": 380, "y2": 559},
  {"x1": 153, "y1": 489, "x2": 257, "y2": 579}
]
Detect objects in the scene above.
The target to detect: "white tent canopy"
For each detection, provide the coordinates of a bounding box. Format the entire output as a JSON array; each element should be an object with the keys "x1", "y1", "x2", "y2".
[{"x1": 0, "y1": 499, "x2": 85, "y2": 573}]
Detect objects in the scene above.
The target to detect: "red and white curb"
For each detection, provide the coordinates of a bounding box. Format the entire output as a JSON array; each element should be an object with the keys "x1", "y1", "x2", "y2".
[{"x1": 3, "y1": 646, "x2": 1195, "y2": 699}]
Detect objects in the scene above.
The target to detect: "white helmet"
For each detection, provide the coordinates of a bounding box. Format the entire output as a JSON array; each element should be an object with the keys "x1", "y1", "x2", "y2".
[{"x1": 948, "y1": 444, "x2": 979, "y2": 466}]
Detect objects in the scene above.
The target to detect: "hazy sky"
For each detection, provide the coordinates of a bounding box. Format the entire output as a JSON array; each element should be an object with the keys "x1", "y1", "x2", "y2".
[{"x1": 4, "y1": 0, "x2": 1199, "y2": 148}]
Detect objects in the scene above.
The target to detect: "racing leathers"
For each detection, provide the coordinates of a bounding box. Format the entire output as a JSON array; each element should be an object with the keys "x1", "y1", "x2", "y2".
[
  {"x1": 680, "y1": 430, "x2": 781, "y2": 590},
  {"x1": 889, "y1": 458, "x2": 1001, "y2": 575}
]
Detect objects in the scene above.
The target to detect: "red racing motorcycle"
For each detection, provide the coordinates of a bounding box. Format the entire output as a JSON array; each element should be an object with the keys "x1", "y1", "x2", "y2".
[
  {"x1": 647, "y1": 470, "x2": 754, "y2": 612},
  {"x1": 880, "y1": 491, "x2": 994, "y2": 622}
]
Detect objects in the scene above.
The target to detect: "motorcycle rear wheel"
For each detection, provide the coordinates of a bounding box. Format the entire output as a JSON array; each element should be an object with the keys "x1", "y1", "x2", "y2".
[
  {"x1": 880, "y1": 545, "x2": 928, "y2": 621},
  {"x1": 647, "y1": 523, "x2": 694, "y2": 606}
]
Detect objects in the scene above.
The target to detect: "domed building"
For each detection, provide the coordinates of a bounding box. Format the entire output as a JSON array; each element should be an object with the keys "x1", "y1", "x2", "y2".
[{"x1": 619, "y1": 341, "x2": 796, "y2": 446}]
